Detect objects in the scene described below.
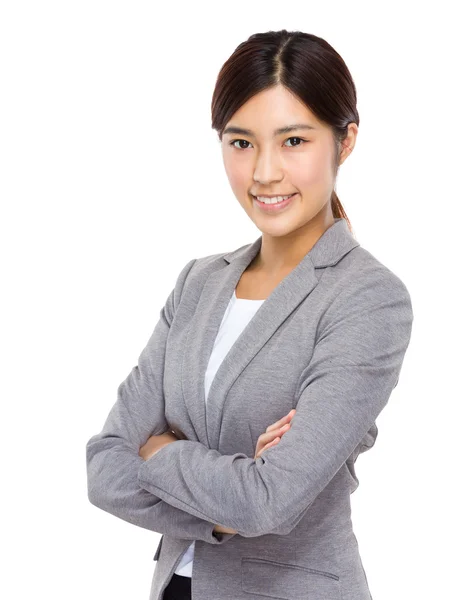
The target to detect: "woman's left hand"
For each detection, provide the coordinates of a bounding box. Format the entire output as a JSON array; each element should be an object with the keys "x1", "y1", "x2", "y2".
[{"x1": 139, "y1": 430, "x2": 179, "y2": 461}]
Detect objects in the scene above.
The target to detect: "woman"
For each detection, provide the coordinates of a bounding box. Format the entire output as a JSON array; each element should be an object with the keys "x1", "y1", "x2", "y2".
[{"x1": 86, "y1": 30, "x2": 413, "y2": 600}]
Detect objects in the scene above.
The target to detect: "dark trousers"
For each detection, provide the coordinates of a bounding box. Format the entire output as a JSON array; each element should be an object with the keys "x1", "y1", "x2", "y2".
[{"x1": 163, "y1": 573, "x2": 192, "y2": 600}]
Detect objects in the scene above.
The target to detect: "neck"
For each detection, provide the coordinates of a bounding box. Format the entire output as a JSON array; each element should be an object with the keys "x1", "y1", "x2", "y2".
[{"x1": 254, "y1": 211, "x2": 335, "y2": 275}]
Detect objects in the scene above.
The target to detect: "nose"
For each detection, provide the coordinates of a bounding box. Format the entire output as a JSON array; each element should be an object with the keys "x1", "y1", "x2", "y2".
[{"x1": 253, "y1": 148, "x2": 284, "y2": 185}]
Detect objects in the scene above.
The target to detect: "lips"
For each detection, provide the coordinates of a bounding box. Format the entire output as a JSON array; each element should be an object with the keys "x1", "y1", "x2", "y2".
[{"x1": 251, "y1": 192, "x2": 298, "y2": 212}]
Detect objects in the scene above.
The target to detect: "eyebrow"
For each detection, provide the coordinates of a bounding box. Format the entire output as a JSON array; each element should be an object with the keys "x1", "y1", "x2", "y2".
[{"x1": 222, "y1": 123, "x2": 317, "y2": 137}]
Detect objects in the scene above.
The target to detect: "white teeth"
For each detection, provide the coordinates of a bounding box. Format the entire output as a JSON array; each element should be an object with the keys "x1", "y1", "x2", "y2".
[{"x1": 255, "y1": 194, "x2": 294, "y2": 204}]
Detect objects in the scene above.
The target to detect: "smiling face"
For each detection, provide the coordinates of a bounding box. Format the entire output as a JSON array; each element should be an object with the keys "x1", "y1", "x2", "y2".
[{"x1": 221, "y1": 84, "x2": 356, "y2": 240}]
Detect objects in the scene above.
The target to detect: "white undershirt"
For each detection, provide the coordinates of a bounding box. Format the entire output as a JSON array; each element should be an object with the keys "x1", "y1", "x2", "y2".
[{"x1": 174, "y1": 289, "x2": 266, "y2": 577}]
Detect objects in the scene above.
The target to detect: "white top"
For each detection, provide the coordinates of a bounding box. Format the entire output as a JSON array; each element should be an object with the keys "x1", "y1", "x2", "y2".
[{"x1": 174, "y1": 289, "x2": 266, "y2": 577}]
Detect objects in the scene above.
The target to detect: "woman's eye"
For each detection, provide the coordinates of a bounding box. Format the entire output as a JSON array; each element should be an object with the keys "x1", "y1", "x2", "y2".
[
  {"x1": 229, "y1": 137, "x2": 307, "y2": 150},
  {"x1": 284, "y1": 136, "x2": 307, "y2": 147},
  {"x1": 230, "y1": 139, "x2": 253, "y2": 150}
]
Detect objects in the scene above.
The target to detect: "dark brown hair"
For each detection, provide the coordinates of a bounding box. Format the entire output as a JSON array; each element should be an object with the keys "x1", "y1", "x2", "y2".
[{"x1": 211, "y1": 30, "x2": 359, "y2": 234}]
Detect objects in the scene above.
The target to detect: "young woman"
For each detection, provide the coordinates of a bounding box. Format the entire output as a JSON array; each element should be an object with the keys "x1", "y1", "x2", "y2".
[{"x1": 86, "y1": 30, "x2": 413, "y2": 600}]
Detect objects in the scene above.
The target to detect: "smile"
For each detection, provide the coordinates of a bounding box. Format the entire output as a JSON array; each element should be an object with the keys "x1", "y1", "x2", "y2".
[{"x1": 251, "y1": 193, "x2": 298, "y2": 212}]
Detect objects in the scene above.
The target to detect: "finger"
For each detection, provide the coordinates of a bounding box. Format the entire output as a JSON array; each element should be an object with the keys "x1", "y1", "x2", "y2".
[
  {"x1": 268, "y1": 412, "x2": 295, "y2": 432},
  {"x1": 266, "y1": 409, "x2": 296, "y2": 433},
  {"x1": 264, "y1": 437, "x2": 280, "y2": 450},
  {"x1": 261, "y1": 423, "x2": 290, "y2": 443},
  {"x1": 257, "y1": 436, "x2": 280, "y2": 459}
]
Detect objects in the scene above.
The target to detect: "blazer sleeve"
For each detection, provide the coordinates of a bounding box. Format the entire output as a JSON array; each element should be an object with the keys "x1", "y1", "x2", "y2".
[
  {"x1": 136, "y1": 267, "x2": 414, "y2": 538},
  {"x1": 85, "y1": 257, "x2": 236, "y2": 545}
]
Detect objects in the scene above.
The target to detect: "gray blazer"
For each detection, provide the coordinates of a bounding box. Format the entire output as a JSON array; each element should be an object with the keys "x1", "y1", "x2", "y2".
[{"x1": 86, "y1": 217, "x2": 413, "y2": 600}]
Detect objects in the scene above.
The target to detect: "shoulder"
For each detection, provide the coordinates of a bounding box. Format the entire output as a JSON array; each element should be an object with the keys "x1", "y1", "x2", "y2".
[
  {"x1": 345, "y1": 245, "x2": 410, "y2": 294},
  {"x1": 322, "y1": 244, "x2": 413, "y2": 323}
]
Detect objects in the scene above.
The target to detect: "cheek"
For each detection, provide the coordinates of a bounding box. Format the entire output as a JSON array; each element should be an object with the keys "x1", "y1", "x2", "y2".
[
  {"x1": 223, "y1": 155, "x2": 248, "y2": 191},
  {"x1": 287, "y1": 151, "x2": 333, "y2": 188}
]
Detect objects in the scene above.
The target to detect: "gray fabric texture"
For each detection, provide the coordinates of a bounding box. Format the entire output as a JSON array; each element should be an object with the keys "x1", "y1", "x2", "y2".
[{"x1": 86, "y1": 218, "x2": 413, "y2": 600}]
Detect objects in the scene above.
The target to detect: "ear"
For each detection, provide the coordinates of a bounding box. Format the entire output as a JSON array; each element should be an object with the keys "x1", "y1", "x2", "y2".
[{"x1": 339, "y1": 122, "x2": 358, "y2": 165}]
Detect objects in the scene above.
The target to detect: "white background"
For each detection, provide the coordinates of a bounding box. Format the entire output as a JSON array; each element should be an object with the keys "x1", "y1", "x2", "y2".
[{"x1": 1, "y1": 1, "x2": 473, "y2": 599}]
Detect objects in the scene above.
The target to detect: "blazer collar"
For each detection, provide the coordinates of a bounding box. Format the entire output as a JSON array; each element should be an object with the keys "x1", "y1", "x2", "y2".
[
  {"x1": 181, "y1": 217, "x2": 360, "y2": 448},
  {"x1": 222, "y1": 217, "x2": 358, "y2": 269}
]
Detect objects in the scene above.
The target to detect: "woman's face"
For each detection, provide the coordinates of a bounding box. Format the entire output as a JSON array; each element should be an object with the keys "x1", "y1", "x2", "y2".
[{"x1": 221, "y1": 84, "x2": 356, "y2": 239}]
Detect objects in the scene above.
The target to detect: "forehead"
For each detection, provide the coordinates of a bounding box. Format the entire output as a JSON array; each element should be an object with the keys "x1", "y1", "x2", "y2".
[{"x1": 222, "y1": 86, "x2": 323, "y2": 138}]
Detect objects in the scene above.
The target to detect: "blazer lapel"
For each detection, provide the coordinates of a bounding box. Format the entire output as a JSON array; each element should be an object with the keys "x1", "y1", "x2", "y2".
[{"x1": 181, "y1": 218, "x2": 360, "y2": 449}]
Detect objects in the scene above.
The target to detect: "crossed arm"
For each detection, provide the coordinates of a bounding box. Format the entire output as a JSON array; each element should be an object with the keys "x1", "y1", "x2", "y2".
[
  {"x1": 138, "y1": 429, "x2": 238, "y2": 535},
  {"x1": 138, "y1": 409, "x2": 298, "y2": 535},
  {"x1": 86, "y1": 259, "x2": 413, "y2": 541},
  {"x1": 134, "y1": 267, "x2": 413, "y2": 538}
]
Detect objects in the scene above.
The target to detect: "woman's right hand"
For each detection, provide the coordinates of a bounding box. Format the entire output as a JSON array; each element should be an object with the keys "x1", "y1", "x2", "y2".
[{"x1": 254, "y1": 409, "x2": 296, "y2": 459}]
